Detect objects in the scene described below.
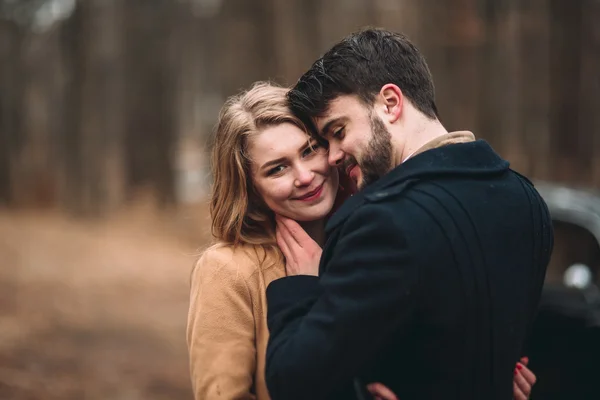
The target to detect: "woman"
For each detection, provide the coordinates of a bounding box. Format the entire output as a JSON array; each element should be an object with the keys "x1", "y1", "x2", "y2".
[{"x1": 186, "y1": 82, "x2": 536, "y2": 400}]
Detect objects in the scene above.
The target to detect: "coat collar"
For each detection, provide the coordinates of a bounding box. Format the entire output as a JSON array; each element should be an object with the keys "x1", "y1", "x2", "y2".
[{"x1": 325, "y1": 140, "x2": 510, "y2": 235}]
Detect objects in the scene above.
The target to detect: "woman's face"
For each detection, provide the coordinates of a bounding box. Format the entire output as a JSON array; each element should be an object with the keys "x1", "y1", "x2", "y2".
[{"x1": 248, "y1": 122, "x2": 339, "y2": 222}]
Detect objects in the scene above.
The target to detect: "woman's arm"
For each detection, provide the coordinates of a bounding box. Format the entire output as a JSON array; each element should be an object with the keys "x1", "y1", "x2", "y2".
[{"x1": 187, "y1": 249, "x2": 257, "y2": 400}]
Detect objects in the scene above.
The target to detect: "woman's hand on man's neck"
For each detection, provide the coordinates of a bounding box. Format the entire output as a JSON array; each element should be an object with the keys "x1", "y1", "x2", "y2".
[{"x1": 275, "y1": 215, "x2": 323, "y2": 276}]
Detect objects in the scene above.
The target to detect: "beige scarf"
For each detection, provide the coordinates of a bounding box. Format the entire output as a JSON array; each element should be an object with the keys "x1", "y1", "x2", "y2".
[{"x1": 404, "y1": 131, "x2": 476, "y2": 163}]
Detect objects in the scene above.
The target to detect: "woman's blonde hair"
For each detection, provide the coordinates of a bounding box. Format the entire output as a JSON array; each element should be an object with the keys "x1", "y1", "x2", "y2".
[{"x1": 209, "y1": 81, "x2": 309, "y2": 249}]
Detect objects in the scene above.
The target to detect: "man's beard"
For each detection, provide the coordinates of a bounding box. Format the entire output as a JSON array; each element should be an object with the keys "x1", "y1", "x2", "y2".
[{"x1": 343, "y1": 114, "x2": 393, "y2": 190}]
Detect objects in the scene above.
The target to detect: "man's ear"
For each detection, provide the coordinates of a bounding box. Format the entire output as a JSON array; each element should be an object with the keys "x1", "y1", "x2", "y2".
[{"x1": 379, "y1": 84, "x2": 403, "y2": 123}]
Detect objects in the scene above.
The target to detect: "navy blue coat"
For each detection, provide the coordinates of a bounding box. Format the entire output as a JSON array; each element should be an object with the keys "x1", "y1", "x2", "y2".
[{"x1": 265, "y1": 140, "x2": 554, "y2": 400}]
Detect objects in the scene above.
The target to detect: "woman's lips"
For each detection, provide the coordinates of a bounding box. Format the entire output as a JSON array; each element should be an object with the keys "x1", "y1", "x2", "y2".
[{"x1": 294, "y1": 183, "x2": 324, "y2": 201}]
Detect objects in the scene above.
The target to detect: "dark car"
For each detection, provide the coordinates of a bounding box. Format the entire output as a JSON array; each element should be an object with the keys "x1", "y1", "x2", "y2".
[{"x1": 528, "y1": 182, "x2": 600, "y2": 399}]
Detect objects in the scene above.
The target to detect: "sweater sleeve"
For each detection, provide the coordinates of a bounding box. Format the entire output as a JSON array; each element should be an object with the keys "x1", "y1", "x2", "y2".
[{"x1": 187, "y1": 248, "x2": 257, "y2": 400}]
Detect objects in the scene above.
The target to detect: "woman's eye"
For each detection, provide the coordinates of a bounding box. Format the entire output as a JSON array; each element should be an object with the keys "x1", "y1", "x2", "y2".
[{"x1": 267, "y1": 165, "x2": 285, "y2": 176}]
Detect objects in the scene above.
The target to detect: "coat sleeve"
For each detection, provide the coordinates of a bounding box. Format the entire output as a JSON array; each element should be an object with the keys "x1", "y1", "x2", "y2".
[
  {"x1": 523, "y1": 190, "x2": 555, "y2": 356},
  {"x1": 265, "y1": 204, "x2": 419, "y2": 400},
  {"x1": 187, "y1": 249, "x2": 257, "y2": 400}
]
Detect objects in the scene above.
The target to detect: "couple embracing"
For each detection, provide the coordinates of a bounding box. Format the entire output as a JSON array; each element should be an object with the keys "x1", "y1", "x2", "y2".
[{"x1": 187, "y1": 28, "x2": 552, "y2": 400}]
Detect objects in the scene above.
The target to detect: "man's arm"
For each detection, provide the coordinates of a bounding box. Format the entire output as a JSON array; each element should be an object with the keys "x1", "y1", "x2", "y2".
[{"x1": 265, "y1": 204, "x2": 419, "y2": 400}]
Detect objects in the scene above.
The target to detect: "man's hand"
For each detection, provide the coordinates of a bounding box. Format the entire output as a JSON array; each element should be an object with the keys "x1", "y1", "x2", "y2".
[
  {"x1": 275, "y1": 215, "x2": 321, "y2": 276},
  {"x1": 514, "y1": 357, "x2": 536, "y2": 400}
]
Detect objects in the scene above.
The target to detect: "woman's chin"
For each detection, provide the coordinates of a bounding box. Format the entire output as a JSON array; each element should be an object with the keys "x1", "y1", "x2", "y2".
[{"x1": 288, "y1": 202, "x2": 334, "y2": 222}]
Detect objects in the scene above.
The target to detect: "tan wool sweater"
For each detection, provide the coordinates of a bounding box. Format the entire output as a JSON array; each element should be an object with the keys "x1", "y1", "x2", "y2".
[{"x1": 187, "y1": 244, "x2": 284, "y2": 400}]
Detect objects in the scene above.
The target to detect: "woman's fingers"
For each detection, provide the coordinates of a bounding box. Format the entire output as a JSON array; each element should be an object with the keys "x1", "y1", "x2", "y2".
[
  {"x1": 518, "y1": 363, "x2": 537, "y2": 388},
  {"x1": 366, "y1": 383, "x2": 398, "y2": 400},
  {"x1": 277, "y1": 215, "x2": 313, "y2": 247},
  {"x1": 513, "y1": 381, "x2": 528, "y2": 400},
  {"x1": 513, "y1": 366, "x2": 532, "y2": 399},
  {"x1": 276, "y1": 223, "x2": 295, "y2": 264}
]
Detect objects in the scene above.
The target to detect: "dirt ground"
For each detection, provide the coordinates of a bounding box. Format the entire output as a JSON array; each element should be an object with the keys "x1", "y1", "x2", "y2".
[{"x1": 0, "y1": 202, "x2": 212, "y2": 399}]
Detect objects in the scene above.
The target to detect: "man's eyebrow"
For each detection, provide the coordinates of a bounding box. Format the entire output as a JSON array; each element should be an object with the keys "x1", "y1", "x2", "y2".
[{"x1": 320, "y1": 117, "x2": 345, "y2": 137}]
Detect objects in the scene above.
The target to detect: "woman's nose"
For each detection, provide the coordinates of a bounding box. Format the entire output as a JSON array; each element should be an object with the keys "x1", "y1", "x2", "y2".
[{"x1": 294, "y1": 167, "x2": 315, "y2": 187}]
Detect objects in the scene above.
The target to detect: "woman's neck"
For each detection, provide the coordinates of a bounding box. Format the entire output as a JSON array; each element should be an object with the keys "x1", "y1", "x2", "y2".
[{"x1": 299, "y1": 218, "x2": 326, "y2": 247}]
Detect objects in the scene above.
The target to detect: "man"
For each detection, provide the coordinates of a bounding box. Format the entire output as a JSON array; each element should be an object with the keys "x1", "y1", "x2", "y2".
[{"x1": 265, "y1": 28, "x2": 553, "y2": 400}]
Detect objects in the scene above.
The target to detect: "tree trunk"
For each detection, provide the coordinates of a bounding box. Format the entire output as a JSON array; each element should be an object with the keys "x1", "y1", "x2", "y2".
[
  {"x1": 123, "y1": 0, "x2": 176, "y2": 206},
  {"x1": 170, "y1": 1, "x2": 218, "y2": 204},
  {"x1": 56, "y1": 1, "x2": 83, "y2": 213},
  {"x1": 0, "y1": 20, "x2": 23, "y2": 205},
  {"x1": 579, "y1": 0, "x2": 600, "y2": 187},
  {"x1": 478, "y1": 0, "x2": 523, "y2": 165},
  {"x1": 0, "y1": 19, "x2": 59, "y2": 208},
  {"x1": 440, "y1": 0, "x2": 485, "y2": 132},
  {"x1": 518, "y1": 0, "x2": 552, "y2": 181},
  {"x1": 548, "y1": 0, "x2": 583, "y2": 184},
  {"x1": 61, "y1": 0, "x2": 126, "y2": 216},
  {"x1": 270, "y1": 0, "x2": 321, "y2": 85},
  {"x1": 217, "y1": 0, "x2": 277, "y2": 97}
]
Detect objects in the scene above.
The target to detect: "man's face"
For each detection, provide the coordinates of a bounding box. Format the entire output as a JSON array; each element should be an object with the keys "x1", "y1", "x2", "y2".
[{"x1": 315, "y1": 95, "x2": 393, "y2": 190}]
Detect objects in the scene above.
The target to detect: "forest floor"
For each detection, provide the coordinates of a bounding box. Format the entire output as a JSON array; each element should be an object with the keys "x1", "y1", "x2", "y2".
[{"x1": 0, "y1": 200, "x2": 212, "y2": 399}]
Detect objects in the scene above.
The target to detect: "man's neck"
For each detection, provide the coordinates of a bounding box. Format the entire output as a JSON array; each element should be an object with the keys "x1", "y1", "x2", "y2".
[
  {"x1": 394, "y1": 118, "x2": 449, "y2": 167},
  {"x1": 299, "y1": 219, "x2": 326, "y2": 247}
]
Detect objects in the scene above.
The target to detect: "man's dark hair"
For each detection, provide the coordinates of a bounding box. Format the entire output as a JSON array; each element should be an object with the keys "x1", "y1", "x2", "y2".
[{"x1": 288, "y1": 28, "x2": 439, "y2": 134}]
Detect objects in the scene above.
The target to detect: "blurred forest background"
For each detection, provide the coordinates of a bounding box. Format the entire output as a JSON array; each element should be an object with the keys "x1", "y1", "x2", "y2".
[{"x1": 0, "y1": 0, "x2": 599, "y2": 399}]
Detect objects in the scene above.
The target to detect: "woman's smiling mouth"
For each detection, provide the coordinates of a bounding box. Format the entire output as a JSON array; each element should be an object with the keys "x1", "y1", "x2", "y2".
[{"x1": 294, "y1": 182, "x2": 325, "y2": 201}]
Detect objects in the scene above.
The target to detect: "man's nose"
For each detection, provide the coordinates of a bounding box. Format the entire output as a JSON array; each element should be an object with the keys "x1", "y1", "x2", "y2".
[
  {"x1": 328, "y1": 143, "x2": 344, "y2": 167},
  {"x1": 294, "y1": 166, "x2": 315, "y2": 187}
]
